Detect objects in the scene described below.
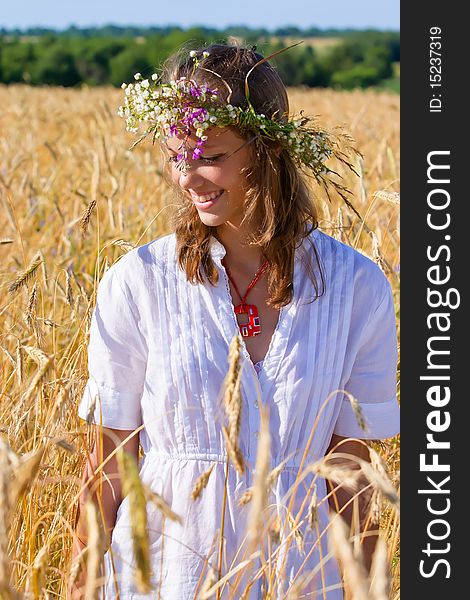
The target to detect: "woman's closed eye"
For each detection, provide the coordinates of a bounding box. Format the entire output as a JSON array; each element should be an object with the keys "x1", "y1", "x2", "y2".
[
  {"x1": 168, "y1": 154, "x2": 224, "y2": 165},
  {"x1": 199, "y1": 155, "x2": 224, "y2": 164}
]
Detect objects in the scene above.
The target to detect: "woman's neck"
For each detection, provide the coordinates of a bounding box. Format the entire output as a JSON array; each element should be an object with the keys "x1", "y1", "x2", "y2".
[{"x1": 214, "y1": 223, "x2": 265, "y2": 273}]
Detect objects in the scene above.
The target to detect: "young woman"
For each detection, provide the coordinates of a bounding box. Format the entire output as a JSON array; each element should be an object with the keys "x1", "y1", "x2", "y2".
[{"x1": 73, "y1": 43, "x2": 399, "y2": 599}]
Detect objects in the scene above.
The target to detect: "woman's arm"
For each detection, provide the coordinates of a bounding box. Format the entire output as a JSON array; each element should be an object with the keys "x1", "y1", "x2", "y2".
[
  {"x1": 326, "y1": 433, "x2": 377, "y2": 573},
  {"x1": 70, "y1": 426, "x2": 139, "y2": 599}
]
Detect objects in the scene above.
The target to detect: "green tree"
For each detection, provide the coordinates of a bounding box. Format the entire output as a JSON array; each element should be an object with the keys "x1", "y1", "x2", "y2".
[
  {"x1": 321, "y1": 35, "x2": 394, "y2": 89},
  {"x1": 267, "y1": 43, "x2": 329, "y2": 88},
  {"x1": 363, "y1": 45, "x2": 393, "y2": 80},
  {"x1": 31, "y1": 45, "x2": 81, "y2": 86},
  {"x1": 332, "y1": 65, "x2": 382, "y2": 89},
  {"x1": 321, "y1": 40, "x2": 365, "y2": 74},
  {"x1": 74, "y1": 37, "x2": 127, "y2": 85},
  {"x1": 108, "y1": 44, "x2": 153, "y2": 86},
  {"x1": 0, "y1": 26, "x2": 399, "y2": 89},
  {"x1": 0, "y1": 40, "x2": 36, "y2": 83}
]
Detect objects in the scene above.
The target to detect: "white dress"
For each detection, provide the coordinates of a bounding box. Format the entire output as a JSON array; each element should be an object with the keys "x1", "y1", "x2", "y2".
[{"x1": 78, "y1": 228, "x2": 399, "y2": 599}]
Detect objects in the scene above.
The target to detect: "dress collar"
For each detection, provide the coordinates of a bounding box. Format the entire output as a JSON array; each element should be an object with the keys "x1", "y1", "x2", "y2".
[
  {"x1": 208, "y1": 236, "x2": 227, "y2": 261},
  {"x1": 208, "y1": 228, "x2": 319, "y2": 264}
]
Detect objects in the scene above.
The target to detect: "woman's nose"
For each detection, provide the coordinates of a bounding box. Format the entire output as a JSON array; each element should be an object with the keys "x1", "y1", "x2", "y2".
[{"x1": 177, "y1": 162, "x2": 204, "y2": 190}]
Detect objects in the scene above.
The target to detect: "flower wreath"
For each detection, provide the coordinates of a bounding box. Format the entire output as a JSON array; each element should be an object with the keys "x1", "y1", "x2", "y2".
[{"x1": 118, "y1": 46, "x2": 361, "y2": 212}]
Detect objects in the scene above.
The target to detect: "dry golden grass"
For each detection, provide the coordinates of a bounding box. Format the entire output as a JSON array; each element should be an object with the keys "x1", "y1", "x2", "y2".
[{"x1": 0, "y1": 84, "x2": 399, "y2": 598}]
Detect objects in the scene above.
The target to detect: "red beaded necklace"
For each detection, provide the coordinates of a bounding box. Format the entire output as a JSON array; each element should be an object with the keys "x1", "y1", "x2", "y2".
[{"x1": 223, "y1": 259, "x2": 269, "y2": 338}]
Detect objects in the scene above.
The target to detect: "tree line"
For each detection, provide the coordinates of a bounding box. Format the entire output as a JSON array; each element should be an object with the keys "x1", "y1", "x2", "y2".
[{"x1": 0, "y1": 26, "x2": 399, "y2": 90}]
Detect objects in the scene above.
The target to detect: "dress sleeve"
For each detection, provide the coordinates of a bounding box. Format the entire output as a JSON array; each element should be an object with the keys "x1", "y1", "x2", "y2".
[
  {"x1": 333, "y1": 276, "x2": 400, "y2": 440},
  {"x1": 77, "y1": 265, "x2": 147, "y2": 430}
]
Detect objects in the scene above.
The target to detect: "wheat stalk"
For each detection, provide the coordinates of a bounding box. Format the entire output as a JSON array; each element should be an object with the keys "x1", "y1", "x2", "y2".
[
  {"x1": 247, "y1": 406, "x2": 270, "y2": 552},
  {"x1": 222, "y1": 426, "x2": 245, "y2": 475},
  {"x1": 111, "y1": 238, "x2": 135, "y2": 252},
  {"x1": 287, "y1": 511, "x2": 305, "y2": 556},
  {"x1": 191, "y1": 464, "x2": 215, "y2": 501},
  {"x1": 199, "y1": 566, "x2": 216, "y2": 599},
  {"x1": 285, "y1": 572, "x2": 310, "y2": 599},
  {"x1": 266, "y1": 458, "x2": 287, "y2": 488},
  {"x1": 80, "y1": 199, "x2": 96, "y2": 237},
  {"x1": 370, "y1": 231, "x2": 389, "y2": 274},
  {"x1": 65, "y1": 268, "x2": 74, "y2": 307},
  {"x1": 84, "y1": 501, "x2": 104, "y2": 600},
  {"x1": 307, "y1": 484, "x2": 318, "y2": 531},
  {"x1": 361, "y1": 461, "x2": 399, "y2": 510},
  {"x1": 25, "y1": 281, "x2": 38, "y2": 329},
  {"x1": 329, "y1": 515, "x2": 369, "y2": 600},
  {"x1": 21, "y1": 346, "x2": 51, "y2": 401},
  {"x1": 311, "y1": 458, "x2": 361, "y2": 492},
  {"x1": 23, "y1": 345, "x2": 49, "y2": 367},
  {"x1": 85, "y1": 394, "x2": 98, "y2": 426},
  {"x1": 237, "y1": 459, "x2": 287, "y2": 507},
  {"x1": 269, "y1": 515, "x2": 281, "y2": 546},
  {"x1": 7, "y1": 252, "x2": 43, "y2": 293},
  {"x1": 238, "y1": 489, "x2": 253, "y2": 507},
  {"x1": 222, "y1": 335, "x2": 243, "y2": 443},
  {"x1": 227, "y1": 373, "x2": 242, "y2": 445},
  {"x1": 29, "y1": 546, "x2": 47, "y2": 599},
  {"x1": 117, "y1": 448, "x2": 153, "y2": 593},
  {"x1": 373, "y1": 190, "x2": 400, "y2": 205},
  {"x1": 143, "y1": 485, "x2": 182, "y2": 523},
  {"x1": 69, "y1": 546, "x2": 88, "y2": 589},
  {"x1": 221, "y1": 334, "x2": 245, "y2": 475},
  {"x1": 15, "y1": 340, "x2": 23, "y2": 387},
  {"x1": 0, "y1": 441, "x2": 11, "y2": 595},
  {"x1": 344, "y1": 390, "x2": 367, "y2": 433},
  {"x1": 369, "y1": 538, "x2": 390, "y2": 600},
  {"x1": 10, "y1": 445, "x2": 45, "y2": 506}
]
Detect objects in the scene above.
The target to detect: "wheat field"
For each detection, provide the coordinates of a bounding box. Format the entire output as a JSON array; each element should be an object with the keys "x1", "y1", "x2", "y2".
[{"x1": 0, "y1": 84, "x2": 400, "y2": 599}]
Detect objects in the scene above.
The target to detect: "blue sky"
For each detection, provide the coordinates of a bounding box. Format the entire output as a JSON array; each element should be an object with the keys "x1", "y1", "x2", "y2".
[{"x1": 1, "y1": 0, "x2": 399, "y2": 30}]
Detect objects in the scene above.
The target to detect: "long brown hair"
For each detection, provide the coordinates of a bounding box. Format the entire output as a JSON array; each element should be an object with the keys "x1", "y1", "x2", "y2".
[{"x1": 161, "y1": 41, "x2": 325, "y2": 308}]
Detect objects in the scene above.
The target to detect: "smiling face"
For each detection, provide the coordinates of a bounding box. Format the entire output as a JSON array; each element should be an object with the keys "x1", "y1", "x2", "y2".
[{"x1": 165, "y1": 127, "x2": 254, "y2": 230}]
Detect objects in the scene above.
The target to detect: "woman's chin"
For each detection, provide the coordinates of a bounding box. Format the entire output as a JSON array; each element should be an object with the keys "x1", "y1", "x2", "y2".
[{"x1": 196, "y1": 212, "x2": 226, "y2": 227}]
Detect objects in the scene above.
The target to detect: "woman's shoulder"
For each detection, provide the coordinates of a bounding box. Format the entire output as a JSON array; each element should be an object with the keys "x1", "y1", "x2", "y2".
[
  {"x1": 312, "y1": 228, "x2": 391, "y2": 301},
  {"x1": 101, "y1": 233, "x2": 177, "y2": 287}
]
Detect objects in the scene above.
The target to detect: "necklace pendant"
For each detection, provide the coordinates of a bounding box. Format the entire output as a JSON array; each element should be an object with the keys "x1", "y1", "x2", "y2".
[{"x1": 234, "y1": 303, "x2": 261, "y2": 337}]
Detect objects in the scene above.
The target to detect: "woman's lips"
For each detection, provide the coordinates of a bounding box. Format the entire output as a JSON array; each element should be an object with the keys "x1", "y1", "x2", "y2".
[{"x1": 191, "y1": 190, "x2": 224, "y2": 210}]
